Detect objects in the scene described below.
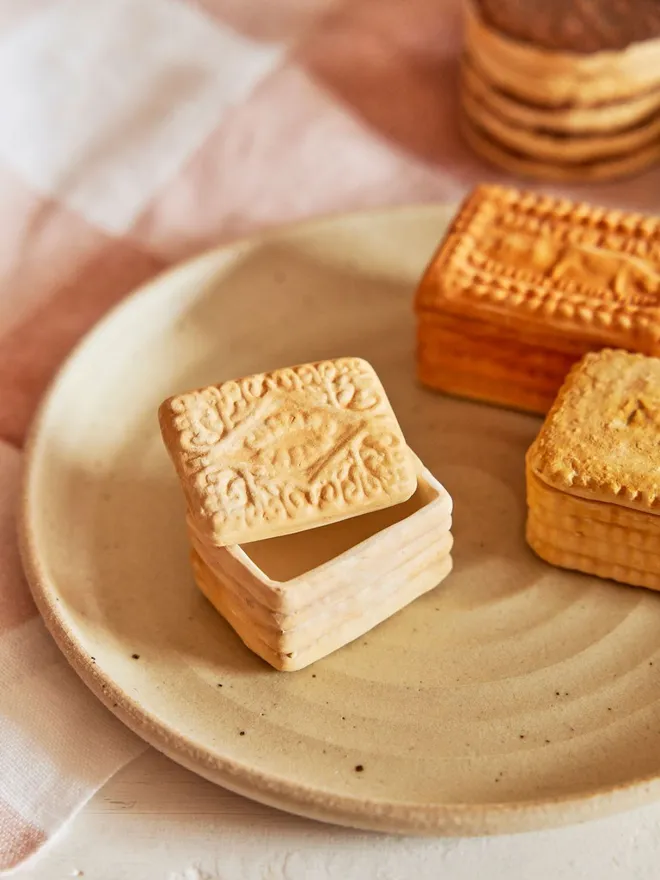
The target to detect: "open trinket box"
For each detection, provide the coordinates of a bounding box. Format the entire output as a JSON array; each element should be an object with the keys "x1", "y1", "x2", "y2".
[{"x1": 159, "y1": 357, "x2": 453, "y2": 670}]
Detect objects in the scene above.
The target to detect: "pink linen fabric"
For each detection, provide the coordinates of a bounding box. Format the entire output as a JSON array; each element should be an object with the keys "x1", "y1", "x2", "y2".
[{"x1": 1, "y1": 0, "x2": 659, "y2": 872}]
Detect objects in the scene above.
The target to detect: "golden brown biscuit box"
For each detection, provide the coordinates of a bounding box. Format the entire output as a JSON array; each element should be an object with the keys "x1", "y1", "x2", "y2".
[
  {"x1": 159, "y1": 357, "x2": 453, "y2": 671},
  {"x1": 526, "y1": 349, "x2": 660, "y2": 590},
  {"x1": 415, "y1": 185, "x2": 660, "y2": 414}
]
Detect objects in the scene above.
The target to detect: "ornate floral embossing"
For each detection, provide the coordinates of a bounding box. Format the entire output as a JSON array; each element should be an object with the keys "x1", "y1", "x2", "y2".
[
  {"x1": 163, "y1": 358, "x2": 414, "y2": 543},
  {"x1": 612, "y1": 393, "x2": 660, "y2": 430},
  {"x1": 415, "y1": 186, "x2": 660, "y2": 347},
  {"x1": 476, "y1": 225, "x2": 660, "y2": 307}
]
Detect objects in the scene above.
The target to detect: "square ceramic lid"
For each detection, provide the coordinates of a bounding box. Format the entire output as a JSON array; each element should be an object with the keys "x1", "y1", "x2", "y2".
[
  {"x1": 528, "y1": 348, "x2": 660, "y2": 512},
  {"x1": 159, "y1": 357, "x2": 417, "y2": 545},
  {"x1": 416, "y1": 184, "x2": 660, "y2": 351}
]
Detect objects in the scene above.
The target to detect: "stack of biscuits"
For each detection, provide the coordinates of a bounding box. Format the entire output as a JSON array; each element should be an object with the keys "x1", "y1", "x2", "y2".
[
  {"x1": 460, "y1": 0, "x2": 660, "y2": 181},
  {"x1": 160, "y1": 357, "x2": 453, "y2": 671}
]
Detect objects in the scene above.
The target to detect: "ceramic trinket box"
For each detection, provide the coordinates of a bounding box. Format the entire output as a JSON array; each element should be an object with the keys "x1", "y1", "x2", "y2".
[{"x1": 160, "y1": 357, "x2": 453, "y2": 670}]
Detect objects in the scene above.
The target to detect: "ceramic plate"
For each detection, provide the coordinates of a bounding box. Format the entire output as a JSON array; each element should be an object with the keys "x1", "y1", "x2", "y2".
[{"x1": 20, "y1": 206, "x2": 660, "y2": 836}]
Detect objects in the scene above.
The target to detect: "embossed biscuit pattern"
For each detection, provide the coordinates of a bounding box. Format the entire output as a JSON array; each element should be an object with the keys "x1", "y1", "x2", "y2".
[
  {"x1": 416, "y1": 185, "x2": 660, "y2": 348},
  {"x1": 160, "y1": 358, "x2": 417, "y2": 545},
  {"x1": 527, "y1": 349, "x2": 660, "y2": 512}
]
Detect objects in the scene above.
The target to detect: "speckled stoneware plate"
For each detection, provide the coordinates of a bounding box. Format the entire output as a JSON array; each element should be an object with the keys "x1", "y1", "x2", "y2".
[{"x1": 20, "y1": 206, "x2": 660, "y2": 836}]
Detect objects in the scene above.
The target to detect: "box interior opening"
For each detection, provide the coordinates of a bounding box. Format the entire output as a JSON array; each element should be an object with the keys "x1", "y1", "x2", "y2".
[{"x1": 242, "y1": 480, "x2": 433, "y2": 582}]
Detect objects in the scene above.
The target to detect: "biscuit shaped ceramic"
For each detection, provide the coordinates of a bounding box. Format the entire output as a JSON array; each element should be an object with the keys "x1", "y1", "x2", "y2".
[
  {"x1": 527, "y1": 349, "x2": 660, "y2": 590},
  {"x1": 189, "y1": 460, "x2": 453, "y2": 671},
  {"x1": 160, "y1": 358, "x2": 452, "y2": 670},
  {"x1": 159, "y1": 358, "x2": 417, "y2": 546},
  {"x1": 415, "y1": 185, "x2": 660, "y2": 414}
]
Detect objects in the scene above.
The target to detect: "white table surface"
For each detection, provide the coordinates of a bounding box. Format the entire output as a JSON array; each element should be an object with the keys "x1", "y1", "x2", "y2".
[{"x1": 19, "y1": 748, "x2": 660, "y2": 880}]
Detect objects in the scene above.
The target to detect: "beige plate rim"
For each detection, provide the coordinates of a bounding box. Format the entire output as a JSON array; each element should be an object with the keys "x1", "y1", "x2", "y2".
[{"x1": 18, "y1": 204, "x2": 660, "y2": 836}]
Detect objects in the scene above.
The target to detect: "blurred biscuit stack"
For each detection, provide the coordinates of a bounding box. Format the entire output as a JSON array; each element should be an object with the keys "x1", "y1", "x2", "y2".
[{"x1": 460, "y1": 0, "x2": 660, "y2": 181}]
